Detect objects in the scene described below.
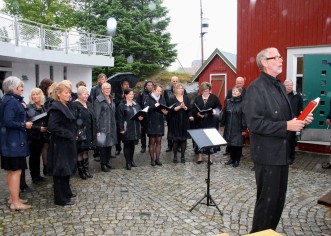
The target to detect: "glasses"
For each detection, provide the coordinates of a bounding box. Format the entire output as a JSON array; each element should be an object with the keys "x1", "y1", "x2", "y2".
[{"x1": 266, "y1": 56, "x2": 283, "y2": 61}]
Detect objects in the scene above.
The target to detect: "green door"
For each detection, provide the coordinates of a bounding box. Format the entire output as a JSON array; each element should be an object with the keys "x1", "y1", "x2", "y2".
[{"x1": 303, "y1": 54, "x2": 331, "y2": 129}]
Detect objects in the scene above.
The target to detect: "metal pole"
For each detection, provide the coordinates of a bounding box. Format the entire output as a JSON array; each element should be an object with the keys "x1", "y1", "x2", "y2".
[{"x1": 200, "y1": 0, "x2": 204, "y2": 66}]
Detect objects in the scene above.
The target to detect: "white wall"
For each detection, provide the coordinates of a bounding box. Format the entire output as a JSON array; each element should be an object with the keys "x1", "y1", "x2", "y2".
[{"x1": 11, "y1": 62, "x2": 93, "y2": 102}]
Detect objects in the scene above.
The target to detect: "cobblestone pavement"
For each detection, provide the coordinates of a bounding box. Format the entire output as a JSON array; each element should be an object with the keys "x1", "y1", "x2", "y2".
[{"x1": 0, "y1": 136, "x2": 330, "y2": 235}]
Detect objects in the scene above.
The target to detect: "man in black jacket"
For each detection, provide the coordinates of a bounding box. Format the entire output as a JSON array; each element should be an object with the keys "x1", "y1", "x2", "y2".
[
  {"x1": 136, "y1": 80, "x2": 154, "y2": 153},
  {"x1": 244, "y1": 47, "x2": 313, "y2": 233},
  {"x1": 284, "y1": 79, "x2": 303, "y2": 164}
]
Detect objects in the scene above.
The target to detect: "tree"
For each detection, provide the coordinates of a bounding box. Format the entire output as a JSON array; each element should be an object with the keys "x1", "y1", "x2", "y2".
[
  {"x1": 73, "y1": 0, "x2": 177, "y2": 79},
  {"x1": 2, "y1": 0, "x2": 75, "y2": 28}
]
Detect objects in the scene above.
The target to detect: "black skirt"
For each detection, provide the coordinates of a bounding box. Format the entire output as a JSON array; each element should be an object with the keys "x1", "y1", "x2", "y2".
[{"x1": 1, "y1": 156, "x2": 27, "y2": 171}]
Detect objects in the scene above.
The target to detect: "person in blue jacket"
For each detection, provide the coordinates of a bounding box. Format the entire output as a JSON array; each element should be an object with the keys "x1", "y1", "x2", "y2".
[{"x1": 0, "y1": 76, "x2": 33, "y2": 211}]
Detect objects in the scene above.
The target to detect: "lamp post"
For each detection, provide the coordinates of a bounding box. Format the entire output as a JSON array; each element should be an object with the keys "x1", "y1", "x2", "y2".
[{"x1": 200, "y1": 0, "x2": 209, "y2": 66}]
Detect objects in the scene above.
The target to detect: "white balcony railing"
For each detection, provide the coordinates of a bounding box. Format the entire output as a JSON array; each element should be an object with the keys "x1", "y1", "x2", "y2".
[{"x1": 0, "y1": 12, "x2": 113, "y2": 57}]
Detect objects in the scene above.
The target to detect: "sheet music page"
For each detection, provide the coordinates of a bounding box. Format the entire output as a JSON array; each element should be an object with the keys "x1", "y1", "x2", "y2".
[{"x1": 203, "y1": 129, "x2": 227, "y2": 145}]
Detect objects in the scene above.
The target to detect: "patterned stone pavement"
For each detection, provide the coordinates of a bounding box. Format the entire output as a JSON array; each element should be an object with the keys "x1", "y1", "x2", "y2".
[{"x1": 0, "y1": 136, "x2": 330, "y2": 236}]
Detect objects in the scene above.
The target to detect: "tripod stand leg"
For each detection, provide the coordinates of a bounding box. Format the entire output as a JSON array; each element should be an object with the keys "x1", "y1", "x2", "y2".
[
  {"x1": 208, "y1": 195, "x2": 223, "y2": 215},
  {"x1": 189, "y1": 194, "x2": 207, "y2": 212}
]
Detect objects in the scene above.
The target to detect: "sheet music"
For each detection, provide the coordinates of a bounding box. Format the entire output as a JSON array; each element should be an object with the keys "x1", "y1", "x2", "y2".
[{"x1": 203, "y1": 129, "x2": 227, "y2": 146}]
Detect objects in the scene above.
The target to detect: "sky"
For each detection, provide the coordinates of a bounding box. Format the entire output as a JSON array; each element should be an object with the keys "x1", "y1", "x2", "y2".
[{"x1": 162, "y1": 0, "x2": 237, "y2": 71}]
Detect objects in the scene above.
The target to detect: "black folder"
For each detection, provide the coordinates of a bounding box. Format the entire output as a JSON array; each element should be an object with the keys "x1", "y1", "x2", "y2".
[
  {"x1": 194, "y1": 103, "x2": 213, "y2": 115},
  {"x1": 130, "y1": 106, "x2": 149, "y2": 120},
  {"x1": 30, "y1": 112, "x2": 48, "y2": 122},
  {"x1": 154, "y1": 103, "x2": 176, "y2": 112}
]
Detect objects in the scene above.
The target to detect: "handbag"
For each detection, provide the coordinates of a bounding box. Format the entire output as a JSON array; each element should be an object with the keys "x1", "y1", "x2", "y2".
[{"x1": 77, "y1": 126, "x2": 87, "y2": 141}]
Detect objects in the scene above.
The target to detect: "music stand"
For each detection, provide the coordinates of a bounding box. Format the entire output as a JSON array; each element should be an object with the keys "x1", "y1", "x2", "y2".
[{"x1": 187, "y1": 128, "x2": 227, "y2": 215}]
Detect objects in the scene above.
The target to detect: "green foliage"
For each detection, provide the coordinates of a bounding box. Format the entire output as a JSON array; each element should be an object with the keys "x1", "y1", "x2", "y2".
[{"x1": 73, "y1": 0, "x2": 177, "y2": 80}]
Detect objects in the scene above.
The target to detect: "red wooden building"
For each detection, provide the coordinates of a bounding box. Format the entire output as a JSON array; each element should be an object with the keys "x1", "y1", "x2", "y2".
[
  {"x1": 192, "y1": 49, "x2": 237, "y2": 106},
  {"x1": 195, "y1": 0, "x2": 331, "y2": 152}
]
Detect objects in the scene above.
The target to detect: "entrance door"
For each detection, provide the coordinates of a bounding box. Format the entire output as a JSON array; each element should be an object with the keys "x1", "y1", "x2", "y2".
[
  {"x1": 210, "y1": 74, "x2": 226, "y2": 107},
  {"x1": 303, "y1": 54, "x2": 331, "y2": 128}
]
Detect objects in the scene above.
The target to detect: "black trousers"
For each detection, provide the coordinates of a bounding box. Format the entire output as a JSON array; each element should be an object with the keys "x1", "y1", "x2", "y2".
[
  {"x1": 228, "y1": 145, "x2": 242, "y2": 162},
  {"x1": 289, "y1": 133, "x2": 297, "y2": 161},
  {"x1": 123, "y1": 140, "x2": 135, "y2": 164},
  {"x1": 99, "y1": 146, "x2": 112, "y2": 165},
  {"x1": 116, "y1": 130, "x2": 122, "y2": 152},
  {"x1": 53, "y1": 175, "x2": 72, "y2": 205},
  {"x1": 251, "y1": 164, "x2": 289, "y2": 233},
  {"x1": 140, "y1": 121, "x2": 147, "y2": 149},
  {"x1": 29, "y1": 140, "x2": 43, "y2": 179}
]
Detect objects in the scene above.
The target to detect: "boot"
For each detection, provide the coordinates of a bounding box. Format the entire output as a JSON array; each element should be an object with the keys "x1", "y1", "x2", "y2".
[
  {"x1": 173, "y1": 156, "x2": 178, "y2": 163},
  {"x1": 43, "y1": 164, "x2": 48, "y2": 176},
  {"x1": 77, "y1": 161, "x2": 87, "y2": 179},
  {"x1": 151, "y1": 157, "x2": 156, "y2": 166},
  {"x1": 181, "y1": 156, "x2": 185, "y2": 163},
  {"x1": 83, "y1": 159, "x2": 93, "y2": 178},
  {"x1": 155, "y1": 158, "x2": 162, "y2": 166}
]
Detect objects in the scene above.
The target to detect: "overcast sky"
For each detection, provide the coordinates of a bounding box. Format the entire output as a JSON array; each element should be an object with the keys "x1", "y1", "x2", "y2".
[{"x1": 162, "y1": 0, "x2": 237, "y2": 71}]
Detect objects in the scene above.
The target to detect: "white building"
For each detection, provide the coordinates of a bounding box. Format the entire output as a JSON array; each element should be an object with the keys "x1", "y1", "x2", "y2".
[{"x1": 0, "y1": 12, "x2": 114, "y2": 101}]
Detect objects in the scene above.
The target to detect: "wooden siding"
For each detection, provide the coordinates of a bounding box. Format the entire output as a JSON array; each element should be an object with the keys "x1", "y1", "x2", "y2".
[
  {"x1": 198, "y1": 56, "x2": 237, "y2": 106},
  {"x1": 237, "y1": 0, "x2": 331, "y2": 85}
]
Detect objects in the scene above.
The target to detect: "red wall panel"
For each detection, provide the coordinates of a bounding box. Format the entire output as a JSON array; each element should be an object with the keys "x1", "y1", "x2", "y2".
[{"x1": 237, "y1": 0, "x2": 331, "y2": 86}]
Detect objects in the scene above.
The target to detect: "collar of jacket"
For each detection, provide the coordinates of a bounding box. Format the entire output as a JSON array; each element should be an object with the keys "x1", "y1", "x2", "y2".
[
  {"x1": 49, "y1": 100, "x2": 75, "y2": 120},
  {"x1": 96, "y1": 94, "x2": 113, "y2": 103},
  {"x1": 124, "y1": 100, "x2": 137, "y2": 106},
  {"x1": 230, "y1": 95, "x2": 242, "y2": 102}
]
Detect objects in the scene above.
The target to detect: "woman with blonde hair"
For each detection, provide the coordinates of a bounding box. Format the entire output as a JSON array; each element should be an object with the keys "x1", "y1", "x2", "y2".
[
  {"x1": 0, "y1": 76, "x2": 32, "y2": 210},
  {"x1": 47, "y1": 83, "x2": 77, "y2": 206},
  {"x1": 26, "y1": 88, "x2": 48, "y2": 183}
]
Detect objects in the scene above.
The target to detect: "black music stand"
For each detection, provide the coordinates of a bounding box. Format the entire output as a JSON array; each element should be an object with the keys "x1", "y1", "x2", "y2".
[{"x1": 187, "y1": 128, "x2": 227, "y2": 215}]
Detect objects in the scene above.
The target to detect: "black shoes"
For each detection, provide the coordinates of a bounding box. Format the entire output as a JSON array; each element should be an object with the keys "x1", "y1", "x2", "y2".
[
  {"x1": 151, "y1": 160, "x2": 156, "y2": 166},
  {"x1": 140, "y1": 147, "x2": 146, "y2": 153},
  {"x1": 32, "y1": 176, "x2": 46, "y2": 184},
  {"x1": 20, "y1": 185, "x2": 33, "y2": 193},
  {"x1": 225, "y1": 159, "x2": 234, "y2": 165},
  {"x1": 233, "y1": 161, "x2": 240, "y2": 168},
  {"x1": 126, "y1": 163, "x2": 132, "y2": 170},
  {"x1": 55, "y1": 201, "x2": 75, "y2": 206},
  {"x1": 94, "y1": 156, "x2": 100, "y2": 162},
  {"x1": 165, "y1": 147, "x2": 172, "y2": 152},
  {"x1": 115, "y1": 150, "x2": 121, "y2": 155},
  {"x1": 181, "y1": 157, "x2": 185, "y2": 163},
  {"x1": 155, "y1": 159, "x2": 163, "y2": 166},
  {"x1": 173, "y1": 157, "x2": 178, "y2": 163},
  {"x1": 131, "y1": 162, "x2": 137, "y2": 167},
  {"x1": 101, "y1": 164, "x2": 111, "y2": 172},
  {"x1": 196, "y1": 160, "x2": 203, "y2": 164}
]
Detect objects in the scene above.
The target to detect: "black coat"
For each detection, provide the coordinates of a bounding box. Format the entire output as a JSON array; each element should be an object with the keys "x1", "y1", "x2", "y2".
[
  {"x1": 220, "y1": 96, "x2": 246, "y2": 146},
  {"x1": 243, "y1": 71, "x2": 294, "y2": 165},
  {"x1": 117, "y1": 101, "x2": 141, "y2": 142},
  {"x1": 26, "y1": 104, "x2": 47, "y2": 141},
  {"x1": 287, "y1": 91, "x2": 303, "y2": 117},
  {"x1": 168, "y1": 95, "x2": 192, "y2": 141},
  {"x1": 145, "y1": 94, "x2": 166, "y2": 136},
  {"x1": 192, "y1": 93, "x2": 222, "y2": 130},
  {"x1": 72, "y1": 101, "x2": 96, "y2": 152},
  {"x1": 47, "y1": 101, "x2": 77, "y2": 176}
]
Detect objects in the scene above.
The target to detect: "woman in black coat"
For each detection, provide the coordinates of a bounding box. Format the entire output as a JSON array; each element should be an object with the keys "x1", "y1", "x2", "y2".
[
  {"x1": 0, "y1": 76, "x2": 33, "y2": 211},
  {"x1": 72, "y1": 86, "x2": 95, "y2": 179},
  {"x1": 26, "y1": 88, "x2": 48, "y2": 184},
  {"x1": 168, "y1": 83, "x2": 193, "y2": 163},
  {"x1": 192, "y1": 82, "x2": 222, "y2": 164},
  {"x1": 144, "y1": 84, "x2": 168, "y2": 166},
  {"x1": 220, "y1": 86, "x2": 247, "y2": 167},
  {"x1": 47, "y1": 82, "x2": 77, "y2": 206},
  {"x1": 117, "y1": 88, "x2": 143, "y2": 170}
]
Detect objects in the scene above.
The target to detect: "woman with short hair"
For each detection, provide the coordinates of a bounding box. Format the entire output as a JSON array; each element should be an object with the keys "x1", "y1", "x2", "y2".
[
  {"x1": 0, "y1": 76, "x2": 32, "y2": 210},
  {"x1": 72, "y1": 86, "x2": 95, "y2": 179}
]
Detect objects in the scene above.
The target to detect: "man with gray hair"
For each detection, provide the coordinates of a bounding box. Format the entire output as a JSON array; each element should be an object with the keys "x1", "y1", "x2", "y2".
[
  {"x1": 284, "y1": 79, "x2": 303, "y2": 164},
  {"x1": 244, "y1": 47, "x2": 313, "y2": 233}
]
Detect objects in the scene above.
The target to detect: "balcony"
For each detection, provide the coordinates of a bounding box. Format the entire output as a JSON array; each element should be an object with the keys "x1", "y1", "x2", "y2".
[{"x1": 0, "y1": 12, "x2": 114, "y2": 67}]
